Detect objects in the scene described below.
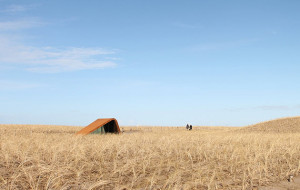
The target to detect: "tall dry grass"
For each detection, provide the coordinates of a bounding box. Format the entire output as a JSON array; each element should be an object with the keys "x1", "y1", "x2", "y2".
[{"x1": 1, "y1": 125, "x2": 300, "y2": 189}]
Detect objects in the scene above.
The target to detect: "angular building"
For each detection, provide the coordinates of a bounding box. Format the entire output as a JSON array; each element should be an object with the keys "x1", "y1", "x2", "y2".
[{"x1": 76, "y1": 118, "x2": 120, "y2": 135}]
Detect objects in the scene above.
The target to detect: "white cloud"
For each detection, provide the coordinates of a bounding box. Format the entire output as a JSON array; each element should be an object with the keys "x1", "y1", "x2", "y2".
[
  {"x1": 228, "y1": 105, "x2": 300, "y2": 112},
  {"x1": 0, "y1": 17, "x2": 118, "y2": 73},
  {"x1": 0, "y1": 80, "x2": 40, "y2": 90},
  {"x1": 26, "y1": 60, "x2": 116, "y2": 73},
  {"x1": 256, "y1": 105, "x2": 300, "y2": 111},
  {"x1": 172, "y1": 22, "x2": 202, "y2": 29},
  {"x1": 0, "y1": 18, "x2": 43, "y2": 30},
  {"x1": 2, "y1": 5, "x2": 28, "y2": 13},
  {"x1": 0, "y1": 37, "x2": 117, "y2": 72},
  {"x1": 1, "y1": 4, "x2": 37, "y2": 14},
  {"x1": 187, "y1": 39, "x2": 259, "y2": 52}
]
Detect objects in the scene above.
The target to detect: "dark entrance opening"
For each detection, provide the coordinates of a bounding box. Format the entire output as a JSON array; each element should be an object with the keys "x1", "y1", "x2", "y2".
[{"x1": 103, "y1": 120, "x2": 118, "y2": 133}]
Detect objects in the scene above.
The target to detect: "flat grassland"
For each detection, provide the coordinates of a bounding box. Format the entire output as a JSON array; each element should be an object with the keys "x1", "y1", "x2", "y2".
[{"x1": 1, "y1": 117, "x2": 300, "y2": 190}]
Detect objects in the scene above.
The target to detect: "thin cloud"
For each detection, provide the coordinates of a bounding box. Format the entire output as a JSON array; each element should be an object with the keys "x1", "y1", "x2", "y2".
[
  {"x1": 2, "y1": 5, "x2": 28, "y2": 13},
  {"x1": 172, "y1": 22, "x2": 202, "y2": 29},
  {"x1": 26, "y1": 60, "x2": 116, "y2": 73},
  {"x1": 0, "y1": 17, "x2": 118, "y2": 73},
  {"x1": 0, "y1": 13, "x2": 119, "y2": 73},
  {"x1": 0, "y1": 18, "x2": 43, "y2": 30},
  {"x1": 227, "y1": 105, "x2": 300, "y2": 112},
  {"x1": 0, "y1": 80, "x2": 40, "y2": 90},
  {"x1": 187, "y1": 39, "x2": 259, "y2": 52},
  {"x1": 1, "y1": 4, "x2": 38, "y2": 14},
  {"x1": 256, "y1": 105, "x2": 300, "y2": 111},
  {"x1": 0, "y1": 38, "x2": 117, "y2": 73}
]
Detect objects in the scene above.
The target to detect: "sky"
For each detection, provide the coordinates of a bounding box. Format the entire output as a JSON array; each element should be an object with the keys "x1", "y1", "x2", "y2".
[{"x1": 0, "y1": 0, "x2": 300, "y2": 127}]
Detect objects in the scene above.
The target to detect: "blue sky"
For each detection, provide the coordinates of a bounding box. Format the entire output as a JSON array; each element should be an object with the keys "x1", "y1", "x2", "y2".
[{"x1": 0, "y1": 0, "x2": 299, "y2": 126}]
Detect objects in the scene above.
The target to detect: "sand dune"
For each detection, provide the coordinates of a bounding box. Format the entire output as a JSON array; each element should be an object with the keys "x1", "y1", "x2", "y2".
[{"x1": 238, "y1": 116, "x2": 300, "y2": 133}]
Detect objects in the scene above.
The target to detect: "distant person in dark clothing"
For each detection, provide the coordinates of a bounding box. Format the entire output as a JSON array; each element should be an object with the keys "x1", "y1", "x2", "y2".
[
  {"x1": 186, "y1": 124, "x2": 189, "y2": 130},
  {"x1": 189, "y1": 125, "x2": 192, "y2": 130}
]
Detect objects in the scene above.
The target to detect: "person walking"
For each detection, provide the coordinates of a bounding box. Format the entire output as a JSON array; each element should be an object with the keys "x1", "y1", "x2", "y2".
[
  {"x1": 189, "y1": 125, "x2": 192, "y2": 130},
  {"x1": 186, "y1": 124, "x2": 189, "y2": 130}
]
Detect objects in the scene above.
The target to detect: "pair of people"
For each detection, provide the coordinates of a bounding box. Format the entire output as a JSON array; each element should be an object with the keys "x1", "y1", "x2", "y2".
[{"x1": 186, "y1": 124, "x2": 192, "y2": 130}]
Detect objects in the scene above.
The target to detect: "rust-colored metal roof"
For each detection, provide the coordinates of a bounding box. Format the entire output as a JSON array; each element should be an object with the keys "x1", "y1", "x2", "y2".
[{"x1": 76, "y1": 118, "x2": 120, "y2": 135}]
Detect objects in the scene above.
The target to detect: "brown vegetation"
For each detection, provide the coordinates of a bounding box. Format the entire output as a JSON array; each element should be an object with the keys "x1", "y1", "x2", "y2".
[{"x1": 0, "y1": 118, "x2": 300, "y2": 189}]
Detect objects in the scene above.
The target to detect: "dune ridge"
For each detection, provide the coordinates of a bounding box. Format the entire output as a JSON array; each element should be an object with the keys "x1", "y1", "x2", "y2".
[{"x1": 238, "y1": 116, "x2": 300, "y2": 133}]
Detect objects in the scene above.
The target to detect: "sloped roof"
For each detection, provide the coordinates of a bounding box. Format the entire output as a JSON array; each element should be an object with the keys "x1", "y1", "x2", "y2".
[{"x1": 76, "y1": 118, "x2": 120, "y2": 135}]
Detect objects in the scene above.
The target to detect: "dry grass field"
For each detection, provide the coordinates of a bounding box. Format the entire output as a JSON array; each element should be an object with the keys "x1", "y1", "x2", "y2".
[{"x1": 1, "y1": 117, "x2": 300, "y2": 189}]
